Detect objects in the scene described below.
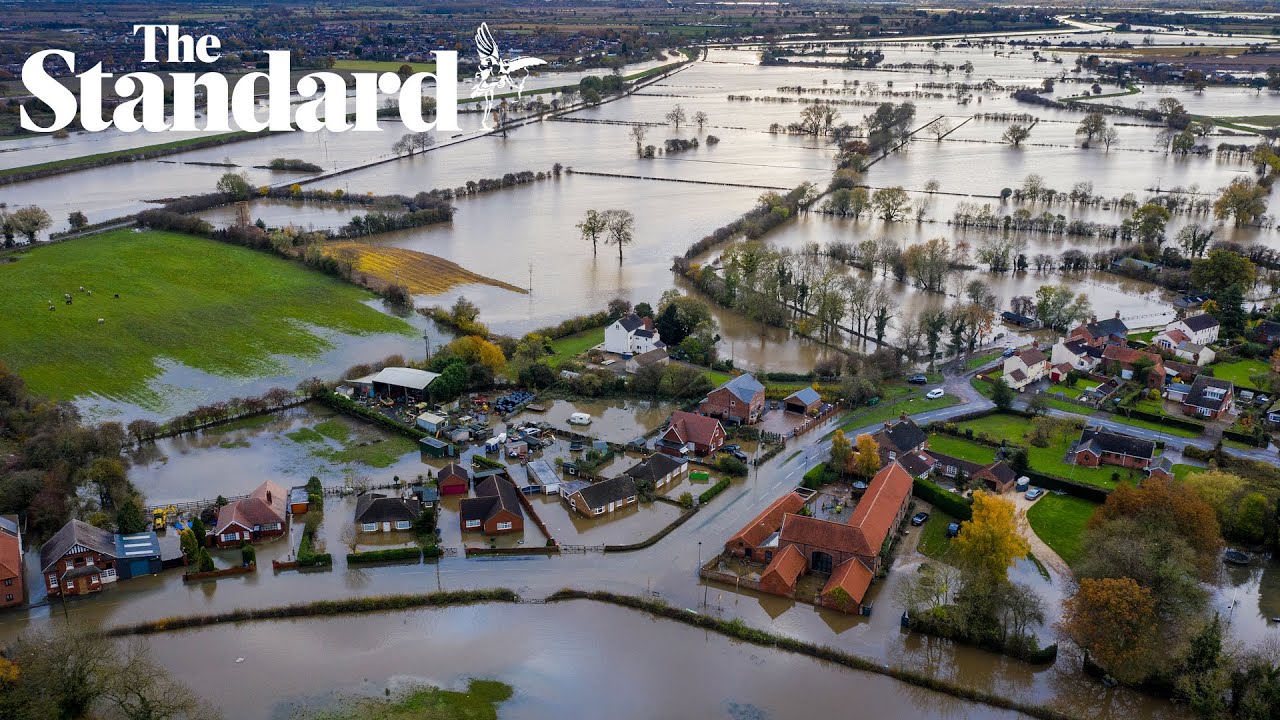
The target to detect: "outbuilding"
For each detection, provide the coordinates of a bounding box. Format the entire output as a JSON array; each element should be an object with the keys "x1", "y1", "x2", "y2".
[
  {"x1": 370, "y1": 367, "x2": 441, "y2": 403},
  {"x1": 783, "y1": 387, "x2": 822, "y2": 415},
  {"x1": 419, "y1": 437, "x2": 454, "y2": 458}
]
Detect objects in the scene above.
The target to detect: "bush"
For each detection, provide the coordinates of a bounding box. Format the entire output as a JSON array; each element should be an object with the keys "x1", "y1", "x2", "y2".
[
  {"x1": 802, "y1": 462, "x2": 839, "y2": 489},
  {"x1": 195, "y1": 548, "x2": 215, "y2": 573},
  {"x1": 678, "y1": 492, "x2": 694, "y2": 509},
  {"x1": 699, "y1": 479, "x2": 731, "y2": 504},
  {"x1": 346, "y1": 547, "x2": 422, "y2": 564},
  {"x1": 911, "y1": 478, "x2": 973, "y2": 520},
  {"x1": 240, "y1": 543, "x2": 256, "y2": 567},
  {"x1": 716, "y1": 455, "x2": 748, "y2": 477}
]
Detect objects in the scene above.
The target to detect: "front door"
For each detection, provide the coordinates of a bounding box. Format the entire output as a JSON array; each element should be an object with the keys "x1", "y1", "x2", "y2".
[
  {"x1": 75, "y1": 577, "x2": 89, "y2": 594},
  {"x1": 382, "y1": 521, "x2": 391, "y2": 532}
]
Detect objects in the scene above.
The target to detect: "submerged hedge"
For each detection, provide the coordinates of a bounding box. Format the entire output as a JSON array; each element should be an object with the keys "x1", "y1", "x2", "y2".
[
  {"x1": 102, "y1": 589, "x2": 519, "y2": 636},
  {"x1": 546, "y1": 589, "x2": 1079, "y2": 720}
]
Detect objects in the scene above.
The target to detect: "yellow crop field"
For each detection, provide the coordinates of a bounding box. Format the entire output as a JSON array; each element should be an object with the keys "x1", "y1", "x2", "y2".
[{"x1": 322, "y1": 242, "x2": 527, "y2": 296}]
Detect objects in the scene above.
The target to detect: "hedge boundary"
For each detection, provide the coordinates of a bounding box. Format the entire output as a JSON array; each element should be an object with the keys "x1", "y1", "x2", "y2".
[
  {"x1": 698, "y1": 479, "x2": 731, "y2": 504},
  {"x1": 545, "y1": 590, "x2": 1080, "y2": 720},
  {"x1": 912, "y1": 478, "x2": 973, "y2": 520},
  {"x1": 346, "y1": 547, "x2": 424, "y2": 564},
  {"x1": 101, "y1": 589, "x2": 520, "y2": 636}
]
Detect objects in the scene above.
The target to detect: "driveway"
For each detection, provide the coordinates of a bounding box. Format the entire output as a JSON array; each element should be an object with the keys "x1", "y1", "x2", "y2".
[{"x1": 1012, "y1": 493, "x2": 1071, "y2": 579}]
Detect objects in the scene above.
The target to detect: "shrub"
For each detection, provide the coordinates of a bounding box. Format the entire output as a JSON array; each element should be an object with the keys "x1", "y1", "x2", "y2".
[
  {"x1": 716, "y1": 455, "x2": 748, "y2": 477},
  {"x1": 678, "y1": 492, "x2": 694, "y2": 509},
  {"x1": 699, "y1": 479, "x2": 731, "y2": 504},
  {"x1": 240, "y1": 543, "x2": 256, "y2": 567},
  {"x1": 912, "y1": 478, "x2": 973, "y2": 520}
]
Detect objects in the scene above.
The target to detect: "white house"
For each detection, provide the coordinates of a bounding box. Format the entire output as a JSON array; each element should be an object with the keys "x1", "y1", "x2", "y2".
[
  {"x1": 604, "y1": 313, "x2": 665, "y2": 356},
  {"x1": 1050, "y1": 339, "x2": 1102, "y2": 374},
  {"x1": 1151, "y1": 329, "x2": 1216, "y2": 366},
  {"x1": 1002, "y1": 347, "x2": 1050, "y2": 390},
  {"x1": 1165, "y1": 314, "x2": 1220, "y2": 346}
]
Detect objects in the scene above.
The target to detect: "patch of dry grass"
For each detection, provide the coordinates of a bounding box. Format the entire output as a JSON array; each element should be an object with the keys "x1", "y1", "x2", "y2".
[{"x1": 322, "y1": 242, "x2": 527, "y2": 295}]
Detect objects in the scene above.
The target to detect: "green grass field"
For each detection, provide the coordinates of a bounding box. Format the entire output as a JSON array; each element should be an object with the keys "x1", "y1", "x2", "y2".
[
  {"x1": 925, "y1": 433, "x2": 996, "y2": 464},
  {"x1": 840, "y1": 391, "x2": 960, "y2": 432},
  {"x1": 1026, "y1": 494, "x2": 1097, "y2": 567},
  {"x1": 547, "y1": 327, "x2": 605, "y2": 368},
  {"x1": 1209, "y1": 358, "x2": 1271, "y2": 388},
  {"x1": 0, "y1": 230, "x2": 411, "y2": 407},
  {"x1": 0, "y1": 131, "x2": 259, "y2": 182},
  {"x1": 964, "y1": 351, "x2": 1002, "y2": 371},
  {"x1": 332, "y1": 59, "x2": 438, "y2": 73},
  {"x1": 917, "y1": 511, "x2": 961, "y2": 564},
  {"x1": 954, "y1": 414, "x2": 1142, "y2": 489}
]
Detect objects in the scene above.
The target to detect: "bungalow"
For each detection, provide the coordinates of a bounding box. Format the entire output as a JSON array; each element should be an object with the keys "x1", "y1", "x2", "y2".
[
  {"x1": 1165, "y1": 314, "x2": 1220, "y2": 346},
  {"x1": 1183, "y1": 375, "x2": 1233, "y2": 419},
  {"x1": 699, "y1": 374, "x2": 766, "y2": 424},
  {"x1": 38, "y1": 521, "x2": 163, "y2": 598},
  {"x1": 624, "y1": 348, "x2": 669, "y2": 374},
  {"x1": 656, "y1": 410, "x2": 726, "y2": 457},
  {"x1": 459, "y1": 475, "x2": 524, "y2": 534},
  {"x1": 926, "y1": 451, "x2": 981, "y2": 483},
  {"x1": 354, "y1": 492, "x2": 422, "y2": 532},
  {"x1": 1, "y1": 515, "x2": 23, "y2": 608},
  {"x1": 1002, "y1": 347, "x2": 1049, "y2": 390},
  {"x1": 438, "y1": 463, "x2": 471, "y2": 495},
  {"x1": 1101, "y1": 346, "x2": 1165, "y2": 388},
  {"x1": 1070, "y1": 427, "x2": 1155, "y2": 469},
  {"x1": 1146, "y1": 456, "x2": 1175, "y2": 482},
  {"x1": 1050, "y1": 339, "x2": 1102, "y2": 375},
  {"x1": 604, "y1": 313, "x2": 664, "y2": 355},
  {"x1": 783, "y1": 387, "x2": 822, "y2": 415},
  {"x1": 211, "y1": 480, "x2": 288, "y2": 547},
  {"x1": 871, "y1": 416, "x2": 928, "y2": 465},
  {"x1": 1068, "y1": 315, "x2": 1129, "y2": 348},
  {"x1": 561, "y1": 475, "x2": 639, "y2": 517},
  {"x1": 622, "y1": 452, "x2": 688, "y2": 491}
]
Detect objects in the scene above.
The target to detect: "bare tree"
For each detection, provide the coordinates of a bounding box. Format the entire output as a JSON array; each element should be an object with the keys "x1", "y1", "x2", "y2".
[
  {"x1": 666, "y1": 105, "x2": 687, "y2": 129},
  {"x1": 629, "y1": 125, "x2": 648, "y2": 156},
  {"x1": 577, "y1": 209, "x2": 608, "y2": 255},
  {"x1": 1099, "y1": 126, "x2": 1120, "y2": 152},
  {"x1": 340, "y1": 525, "x2": 360, "y2": 554},
  {"x1": 693, "y1": 111, "x2": 709, "y2": 131},
  {"x1": 929, "y1": 116, "x2": 952, "y2": 141},
  {"x1": 604, "y1": 209, "x2": 636, "y2": 264}
]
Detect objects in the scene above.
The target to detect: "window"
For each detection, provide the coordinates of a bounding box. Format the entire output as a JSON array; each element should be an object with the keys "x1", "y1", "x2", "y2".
[
  {"x1": 65, "y1": 581, "x2": 74, "y2": 590},
  {"x1": 48, "y1": 574, "x2": 57, "y2": 587},
  {"x1": 594, "y1": 508, "x2": 604, "y2": 515},
  {"x1": 362, "y1": 523, "x2": 377, "y2": 532},
  {"x1": 3, "y1": 578, "x2": 11, "y2": 587},
  {"x1": 395, "y1": 521, "x2": 411, "y2": 530},
  {"x1": 465, "y1": 519, "x2": 481, "y2": 529},
  {"x1": 221, "y1": 532, "x2": 239, "y2": 542},
  {"x1": 496, "y1": 521, "x2": 512, "y2": 531},
  {"x1": 4, "y1": 594, "x2": 11, "y2": 602},
  {"x1": 261, "y1": 522, "x2": 282, "y2": 531}
]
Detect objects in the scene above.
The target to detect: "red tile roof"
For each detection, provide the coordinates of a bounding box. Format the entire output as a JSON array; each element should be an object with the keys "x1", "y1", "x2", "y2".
[
  {"x1": 760, "y1": 544, "x2": 805, "y2": 590},
  {"x1": 215, "y1": 480, "x2": 288, "y2": 535},
  {"x1": 780, "y1": 513, "x2": 869, "y2": 555},
  {"x1": 728, "y1": 492, "x2": 807, "y2": 549},
  {"x1": 1102, "y1": 345, "x2": 1162, "y2": 367},
  {"x1": 823, "y1": 558, "x2": 874, "y2": 605},
  {"x1": 847, "y1": 462, "x2": 914, "y2": 554},
  {"x1": 663, "y1": 411, "x2": 723, "y2": 448},
  {"x1": 0, "y1": 520, "x2": 20, "y2": 581}
]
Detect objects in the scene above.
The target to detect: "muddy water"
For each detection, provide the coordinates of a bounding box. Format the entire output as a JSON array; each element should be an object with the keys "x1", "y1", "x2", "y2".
[
  {"x1": 508, "y1": 397, "x2": 675, "y2": 442},
  {"x1": 137, "y1": 601, "x2": 1030, "y2": 720}
]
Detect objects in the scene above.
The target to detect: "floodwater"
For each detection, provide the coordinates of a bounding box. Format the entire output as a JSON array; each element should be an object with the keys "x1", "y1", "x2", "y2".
[
  {"x1": 136, "y1": 600, "x2": 1032, "y2": 720},
  {"x1": 507, "y1": 397, "x2": 675, "y2": 443}
]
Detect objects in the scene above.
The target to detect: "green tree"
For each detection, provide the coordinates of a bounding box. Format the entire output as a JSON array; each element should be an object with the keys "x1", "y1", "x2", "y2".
[
  {"x1": 829, "y1": 432, "x2": 852, "y2": 476},
  {"x1": 871, "y1": 186, "x2": 911, "y2": 221},
  {"x1": 1213, "y1": 178, "x2": 1268, "y2": 226},
  {"x1": 115, "y1": 500, "x2": 148, "y2": 534},
  {"x1": 990, "y1": 378, "x2": 1015, "y2": 410},
  {"x1": 195, "y1": 547, "x2": 215, "y2": 573},
  {"x1": 8, "y1": 206, "x2": 52, "y2": 243},
  {"x1": 67, "y1": 211, "x2": 88, "y2": 229},
  {"x1": 1233, "y1": 492, "x2": 1270, "y2": 545},
  {"x1": 1175, "y1": 615, "x2": 1230, "y2": 718},
  {"x1": 1002, "y1": 123, "x2": 1031, "y2": 146},
  {"x1": 215, "y1": 171, "x2": 253, "y2": 200},
  {"x1": 1191, "y1": 249, "x2": 1256, "y2": 296},
  {"x1": 952, "y1": 492, "x2": 1028, "y2": 582},
  {"x1": 576, "y1": 209, "x2": 608, "y2": 255},
  {"x1": 1130, "y1": 203, "x2": 1172, "y2": 244},
  {"x1": 1076, "y1": 112, "x2": 1107, "y2": 143}
]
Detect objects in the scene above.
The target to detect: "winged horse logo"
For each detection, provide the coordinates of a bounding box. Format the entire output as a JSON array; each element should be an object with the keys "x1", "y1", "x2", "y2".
[{"x1": 471, "y1": 23, "x2": 547, "y2": 130}]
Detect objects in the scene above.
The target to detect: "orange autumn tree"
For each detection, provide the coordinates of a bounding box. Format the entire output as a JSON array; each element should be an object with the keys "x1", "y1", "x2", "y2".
[
  {"x1": 952, "y1": 491, "x2": 1029, "y2": 582},
  {"x1": 829, "y1": 432, "x2": 852, "y2": 477},
  {"x1": 851, "y1": 433, "x2": 881, "y2": 479},
  {"x1": 1061, "y1": 577, "x2": 1162, "y2": 684},
  {"x1": 1090, "y1": 477, "x2": 1222, "y2": 580}
]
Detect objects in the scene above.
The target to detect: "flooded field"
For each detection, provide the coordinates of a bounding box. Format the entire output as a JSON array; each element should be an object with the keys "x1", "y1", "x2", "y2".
[
  {"x1": 508, "y1": 397, "x2": 675, "y2": 442},
  {"x1": 137, "y1": 600, "x2": 1033, "y2": 720}
]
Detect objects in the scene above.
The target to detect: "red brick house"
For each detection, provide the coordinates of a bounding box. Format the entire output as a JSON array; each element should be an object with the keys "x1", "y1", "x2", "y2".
[
  {"x1": 871, "y1": 416, "x2": 928, "y2": 465},
  {"x1": 656, "y1": 411, "x2": 726, "y2": 457},
  {"x1": 725, "y1": 491, "x2": 807, "y2": 561},
  {"x1": 0, "y1": 515, "x2": 23, "y2": 608},
  {"x1": 438, "y1": 463, "x2": 471, "y2": 495},
  {"x1": 1101, "y1": 346, "x2": 1165, "y2": 389},
  {"x1": 1182, "y1": 375, "x2": 1233, "y2": 420},
  {"x1": 698, "y1": 374, "x2": 766, "y2": 425},
  {"x1": 212, "y1": 480, "x2": 288, "y2": 547},
  {"x1": 1070, "y1": 427, "x2": 1155, "y2": 469},
  {"x1": 757, "y1": 545, "x2": 805, "y2": 597},
  {"x1": 459, "y1": 475, "x2": 524, "y2": 534},
  {"x1": 38, "y1": 520, "x2": 119, "y2": 598},
  {"x1": 1068, "y1": 315, "x2": 1129, "y2": 348}
]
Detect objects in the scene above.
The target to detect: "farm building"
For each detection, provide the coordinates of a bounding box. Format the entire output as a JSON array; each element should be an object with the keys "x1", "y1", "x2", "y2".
[
  {"x1": 783, "y1": 387, "x2": 822, "y2": 415},
  {"x1": 370, "y1": 367, "x2": 441, "y2": 402},
  {"x1": 419, "y1": 437, "x2": 455, "y2": 458}
]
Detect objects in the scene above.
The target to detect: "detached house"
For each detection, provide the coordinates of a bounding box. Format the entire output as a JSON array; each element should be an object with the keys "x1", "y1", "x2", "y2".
[
  {"x1": 621, "y1": 452, "x2": 688, "y2": 491},
  {"x1": 870, "y1": 416, "x2": 928, "y2": 466},
  {"x1": 1050, "y1": 339, "x2": 1102, "y2": 379},
  {"x1": 1182, "y1": 375, "x2": 1233, "y2": 419},
  {"x1": 212, "y1": 480, "x2": 288, "y2": 547},
  {"x1": 604, "y1": 313, "x2": 664, "y2": 355},
  {"x1": 1070, "y1": 427, "x2": 1155, "y2": 469},
  {"x1": 657, "y1": 411, "x2": 726, "y2": 457},
  {"x1": 561, "y1": 476, "x2": 639, "y2": 517},
  {"x1": 459, "y1": 475, "x2": 524, "y2": 534},
  {"x1": 1068, "y1": 314, "x2": 1130, "y2": 348},
  {"x1": 354, "y1": 492, "x2": 422, "y2": 533},
  {"x1": 0, "y1": 515, "x2": 23, "y2": 608},
  {"x1": 1101, "y1": 346, "x2": 1165, "y2": 389},
  {"x1": 699, "y1": 374, "x2": 766, "y2": 425},
  {"x1": 1002, "y1": 347, "x2": 1049, "y2": 390},
  {"x1": 39, "y1": 520, "x2": 163, "y2": 598},
  {"x1": 1165, "y1": 314, "x2": 1220, "y2": 346},
  {"x1": 1151, "y1": 328, "x2": 1215, "y2": 366}
]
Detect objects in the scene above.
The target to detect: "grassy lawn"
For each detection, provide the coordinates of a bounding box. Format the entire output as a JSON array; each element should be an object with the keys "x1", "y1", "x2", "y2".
[
  {"x1": 1210, "y1": 358, "x2": 1271, "y2": 388},
  {"x1": 1049, "y1": 383, "x2": 1084, "y2": 400},
  {"x1": 1172, "y1": 463, "x2": 1205, "y2": 482},
  {"x1": 840, "y1": 392, "x2": 960, "y2": 431},
  {"x1": 1026, "y1": 494, "x2": 1098, "y2": 567},
  {"x1": 970, "y1": 376, "x2": 995, "y2": 399},
  {"x1": 954, "y1": 414, "x2": 1143, "y2": 489},
  {"x1": 331, "y1": 59, "x2": 437, "y2": 73},
  {"x1": 287, "y1": 419, "x2": 419, "y2": 469},
  {"x1": 916, "y1": 511, "x2": 961, "y2": 564},
  {"x1": 963, "y1": 351, "x2": 1002, "y2": 371},
  {"x1": 314, "y1": 678, "x2": 512, "y2": 719},
  {"x1": 0, "y1": 230, "x2": 411, "y2": 407},
  {"x1": 547, "y1": 327, "x2": 605, "y2": 368},
  {"x1": 0, "y1": 131, "x2": 260, "y2": 181},
  {"x1": 1109, "y1": 413, "x2": 1201, "y2": 438},
  {"x1": 1129, "y1": 330, "x2": 1157, "y2": 344},
  {"x1": 925, "y1": 433, "x2": 996, "y2": 464},
  {"x1": 1042, "y1": 397, "x2": 1090, "y2": 415}
]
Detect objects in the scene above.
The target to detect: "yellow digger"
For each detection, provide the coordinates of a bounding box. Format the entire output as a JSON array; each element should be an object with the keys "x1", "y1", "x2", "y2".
[{"x1": 152, "y1": 505, "x2": 178, "y2": 532}]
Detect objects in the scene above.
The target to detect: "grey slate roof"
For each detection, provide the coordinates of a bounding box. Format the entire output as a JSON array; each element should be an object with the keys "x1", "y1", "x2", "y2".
[
  {"x1": 355, "y1": 492, "x2": 422, "y2": 525},
  {"x1": 622, "y1": 453, "x2": 686, "y2": 484},
  {"x1": 1085, "y1": 317, "x2": 1129, "y2": 338},
  {"x1": 879, "y1": 418, "x2": 928, "y2": 454},
  {"x1": 785, "y1": 387, "x2": 822, "y2": 406},
  {"x1": 1076, "y1": 427, "x2": 1155, "y2": 460},
  {"x1": 40, "y1": 520, "x2": 117, "y2": 572},
  {"x1": 1180, "y1": 314, "x2": 1219, "y2": 332},
  {"x1": 1185, "y1": 375, "x2": 1233, "y2": 411},
  {"x1": 617, "y1": 314, "x2": 645, "y2": 332},
  {"x1": 574, "y1": 476, "x2": 638, "y2": 511},
  {"x1": 718, "y1": 373, "x2": 765, "y2": 404}
]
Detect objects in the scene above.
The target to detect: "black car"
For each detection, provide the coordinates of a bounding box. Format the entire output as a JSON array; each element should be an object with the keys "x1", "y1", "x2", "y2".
[
  {"x1": 945, "y1": 522, "x2": 962, "y2": 539},
  {"x1": 910, "y1": 511, "x2": 930, "y2": 526},
  {"x1": 728, "y1": 449, "x2": 749, "y2": 462},
  {"x1": 722, "y1": 443, "x2": 741, "y2": 452},
  {"x1": 907, "y1": 374, "x2": 928, "y2": 384}
]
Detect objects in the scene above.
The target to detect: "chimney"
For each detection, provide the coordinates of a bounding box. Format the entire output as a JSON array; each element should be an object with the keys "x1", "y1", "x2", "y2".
[
  {"x1": 1089, "y1": 314, "x2": 1097, "y2": 324},
  {"x1": 1114, "y1": 310, "x2": 1121, "y2": 320},
  {"x1": 900, "y1": 413, "x2": 908, "y2": 422},
  {"x1": 266, "y1": 490, "x2": 273, "y2": 504}
]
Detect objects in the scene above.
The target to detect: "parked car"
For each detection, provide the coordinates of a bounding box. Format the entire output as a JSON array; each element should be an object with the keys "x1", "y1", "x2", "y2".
[
  {"x1": 722, "y1": 443, "x2": 741, "y2": 452},
  {"x1": 926, "y1": 388, "x2": 945, "y2": 400},
  {"x1": 910, "y1": 511, "x2": 930, "y2": 526},
  {"x1": 945, "y1": 522, "x2": 962, "y2": 539},
  {"x1": 1002, "y1": 347, "x2": 1017, "y2": 358},
  {"x1": 728, "y1": 449, "x2": 748, "y2": 462},
  {"x1": 1026, "y1": 487, "x2": 1046, "y2": 501},
  {"x1": 907, "y1": 374, "x2": 928, "y2": 384}
]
